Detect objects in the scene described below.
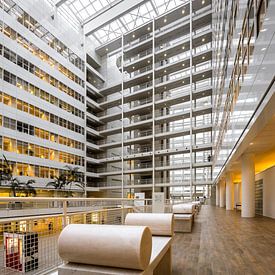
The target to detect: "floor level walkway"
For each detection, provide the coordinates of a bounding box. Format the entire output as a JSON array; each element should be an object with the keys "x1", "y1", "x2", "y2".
[{"x1": 172, "y1": 205, "x2": 275, "y2": 275}]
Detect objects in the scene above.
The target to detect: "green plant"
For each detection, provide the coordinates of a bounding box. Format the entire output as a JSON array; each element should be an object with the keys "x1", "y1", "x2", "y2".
[
  {"x1": 0, "y1": 155, "x2": 13, "y2": 184},
  {"x1": 19, "y1": 179, "x2": 37, "y2": 197},
  {"x1": 46, "y1": 165, "x2": 84, "y2": 192},
  {"x1": 1, "y1": 155, "x2": 36, "y2": 197},
  {"x1": 46, "y1": 174, "x2": 67, "y2": 190}
]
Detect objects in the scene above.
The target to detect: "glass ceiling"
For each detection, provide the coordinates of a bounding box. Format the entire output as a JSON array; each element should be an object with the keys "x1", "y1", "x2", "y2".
[{"x1": 46, "y1": 0, "x2": 186, "y2": 45}]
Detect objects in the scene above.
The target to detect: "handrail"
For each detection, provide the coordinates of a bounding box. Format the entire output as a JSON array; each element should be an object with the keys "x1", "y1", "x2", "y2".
[{"x1": 0, "y1": 197, "x2": 143, "y2": 202}]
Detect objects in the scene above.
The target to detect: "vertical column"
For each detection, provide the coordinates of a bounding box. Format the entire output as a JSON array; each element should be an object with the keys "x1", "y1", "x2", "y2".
[
  {"x1": 216, "y1": 182, "x2": 220, "y2": 206},
  {"x1": 238, "y1": 182, "x2": 242, "y2": 204},
  {"x1": 121, "y1": 36, "x2": 124, "y2": 198},
  {"x1": 83, "y1": 32, "x2": 87, "y2": 197},
  {"x1": 241, "y1": 153, "x2": 255, "y2": 217},
  {"x1": 219, "y1": 180, "x2": 225, "y2": 207},
  {"x1": 189, "y1": 0, "x2": 193, "y2": 199},
  {"x1": 225, "y1": 172, "x2": 234, "y2": 210},
  {"x1": 152, "y1": 20, "x2": 156, "y2": 196}
]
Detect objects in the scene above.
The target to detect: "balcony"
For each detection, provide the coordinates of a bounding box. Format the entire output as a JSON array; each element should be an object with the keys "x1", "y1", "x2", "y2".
[
  {"x1": 98, "y1": 139, "x2": 121, "y2": 150},
  {"x1": 0, "y1": 197, "x2": 165, "y2": 274},
  {"x1": 124, "y1": 114, "x2": 153, "y2": 131},
  {"x1": 124, "y1": 37, "x2": 153, "y2": 59},
  {"x1": 98, "y1": 110, "x2": 122, "y2": 123},
  {"x1": 98, "y1": 124, "x2": 122, "y2": 136}
]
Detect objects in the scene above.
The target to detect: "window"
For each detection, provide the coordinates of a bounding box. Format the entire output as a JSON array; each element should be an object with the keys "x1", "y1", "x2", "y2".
[{"x1": 3, "y1": 117, "x2": 16, "y2": 130}]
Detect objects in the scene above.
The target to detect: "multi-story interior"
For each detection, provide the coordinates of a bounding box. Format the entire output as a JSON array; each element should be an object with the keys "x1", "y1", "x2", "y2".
[
  {"x1": 0, "y1": 0, "x2": 275, "y2": 274},
  {"x1": 86, "y1": 0, "x2": 213, "y2": 198},
  {"x1": 0, "y1": 0, "x2": 274, "y2": 205}
]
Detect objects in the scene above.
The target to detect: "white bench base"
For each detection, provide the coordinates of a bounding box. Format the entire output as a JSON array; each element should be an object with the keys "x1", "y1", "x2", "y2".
[
  {"x1": 58, "y1": 237, "x2": 172, "y2": 275},
  {"x1": 174, "y1": 214, "x2": 194, "y2": 233}
]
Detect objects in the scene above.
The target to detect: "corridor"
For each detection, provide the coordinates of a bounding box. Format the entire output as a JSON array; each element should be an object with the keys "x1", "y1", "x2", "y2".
[{"x1": 172, "y1": 205, "x2": 275, "y2": 275}]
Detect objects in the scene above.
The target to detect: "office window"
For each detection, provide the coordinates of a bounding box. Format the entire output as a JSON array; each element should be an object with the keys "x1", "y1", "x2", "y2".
[{"x1": 3, "y1": 117, "x2": 16, "y2": 130}]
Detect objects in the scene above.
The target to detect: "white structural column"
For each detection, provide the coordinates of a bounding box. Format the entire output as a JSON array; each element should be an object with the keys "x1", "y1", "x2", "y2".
[
  {"x1": 216, "y1": 183, "x2": 220, "y2": 206},
  {"x1": 219, "y1": 180, "x2": 225, "y2": 207},
  {"x1": 152, "y1": 19, "x2": 155, "y2": 195},
  {"x1": 225, "y1": 172, "x2": 234, "y2": 210},
  {"x1": 241, "y1": 153, "x2": 255, "y2": 217},
  {"x1": 121, "y1": 35, "x2": 124, "y2": 198},
  {"x1": 189, "y1": 0, "x2": 193, "y2": 199}
]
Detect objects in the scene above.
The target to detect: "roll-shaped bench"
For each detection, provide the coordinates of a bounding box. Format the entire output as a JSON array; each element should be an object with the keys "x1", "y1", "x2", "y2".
[
  {"x1": 192, "y1": 201, "x2": 201, "y2": 213},
  {"x1": 172, "y1": 204, "x2": 195, "y2": 233},
  {"x1": 58, "y1": 213, "x2": 174, "y2": 275}
]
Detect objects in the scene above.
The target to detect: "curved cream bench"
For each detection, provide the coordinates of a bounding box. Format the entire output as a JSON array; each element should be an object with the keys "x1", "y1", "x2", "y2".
[
  {"x1": 172, "y1": 203, "x2": 195, "y2": 214},
  {"x1": 172, "y1": 204, "x2": 195, "y2": 233},
  {"x1": 58, "y1": 214, "x2": 174, "y2": 275},
  {"x1": 192, "y1": 201, "x2": 201, "y2": 212},
  {"x1": 125, "y1": 213, "x2": 174, "y2": 236},
  {"x1": 58, "y1": 224, "x2": 152, "y2": 270}
]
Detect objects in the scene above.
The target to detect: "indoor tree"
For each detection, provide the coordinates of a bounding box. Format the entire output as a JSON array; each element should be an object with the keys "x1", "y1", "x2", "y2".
[{"x1": 46, "y1": 165, "x2": 84, "y2": 196}]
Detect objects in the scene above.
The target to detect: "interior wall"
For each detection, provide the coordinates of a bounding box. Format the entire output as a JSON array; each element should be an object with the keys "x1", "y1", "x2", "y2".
[{"x1": 255, "y1": 165, "x2": 275, "y2": 219}]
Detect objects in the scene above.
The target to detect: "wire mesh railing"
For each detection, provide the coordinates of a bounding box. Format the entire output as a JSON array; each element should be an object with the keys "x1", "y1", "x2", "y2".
[{"x1": 0, "y1": 197, "x2": 159, "y2": 275}]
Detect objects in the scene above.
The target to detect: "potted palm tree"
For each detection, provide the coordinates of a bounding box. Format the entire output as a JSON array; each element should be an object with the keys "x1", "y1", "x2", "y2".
[
  {"x1": 1, "y1": 155, "x2": 36, "y2": 209},
  {"x1": 46, "y1": 165, "x2": 84, "y2": 197}
]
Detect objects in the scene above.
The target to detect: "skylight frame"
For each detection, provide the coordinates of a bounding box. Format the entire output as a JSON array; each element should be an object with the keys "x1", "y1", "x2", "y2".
[{"x1": 48, "y1": 0, "x2": 189, "y2": 45}]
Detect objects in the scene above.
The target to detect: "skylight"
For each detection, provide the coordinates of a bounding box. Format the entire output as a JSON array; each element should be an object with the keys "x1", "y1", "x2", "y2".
[
  {"x1": 46, "y1": 0, "x2": 119, "y2": 27},
  {"x1": 93, "y1": 0, "x2": 185, "y2": 44},
  {"x1": 48, "y1": 0, "x2": 187, "y2": 45}
]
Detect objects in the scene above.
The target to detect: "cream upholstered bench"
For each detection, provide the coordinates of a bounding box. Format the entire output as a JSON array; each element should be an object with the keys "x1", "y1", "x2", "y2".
[
  {"x1": 172, "y1": 204, "x2": 194, "y2": 233},
  {"x1": 58, "y1": 213, "x2": 174, "y2": 275}
]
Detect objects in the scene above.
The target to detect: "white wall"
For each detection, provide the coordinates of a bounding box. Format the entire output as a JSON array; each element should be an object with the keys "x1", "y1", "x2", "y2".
[{"x1": 255, "y1": 166, "x2": 275, "y2": 219}]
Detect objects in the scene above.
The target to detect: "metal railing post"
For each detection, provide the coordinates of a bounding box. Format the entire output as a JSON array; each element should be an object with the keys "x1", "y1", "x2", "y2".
[
  {"x1": 121, "y1": 201, "x2": 124, "y2": 224},
  {"x1": 62, "y1": 200, "x2": 68, "y2": 228}
]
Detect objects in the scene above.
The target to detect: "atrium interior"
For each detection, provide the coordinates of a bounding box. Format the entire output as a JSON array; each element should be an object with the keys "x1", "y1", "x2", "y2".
[{"x1": 0, "y1": 0, "x2": 274, "y2": 274}]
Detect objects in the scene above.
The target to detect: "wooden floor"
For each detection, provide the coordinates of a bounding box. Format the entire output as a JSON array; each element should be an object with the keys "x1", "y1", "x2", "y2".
[{"x1": 172, "y1": 205, "x2": 275, "y2": 275}]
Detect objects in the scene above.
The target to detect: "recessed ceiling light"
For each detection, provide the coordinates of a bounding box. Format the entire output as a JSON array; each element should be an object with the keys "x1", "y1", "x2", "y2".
[
  {"x1": 164, "y1": 70, "x2": 167, "y2": 73},
  {"x1": 164, "y1": 53, "x2": 167, "y2": 57},
  {"x1": 147, "y1": 75, "x2": 150, "y2": 79},
  {"x1": 164, "y1": 86, "x2": 166, "y2": 89},
  {"x1": 182, "y1": 46, "x2": 185, "y2": 49},
  {"x1": 202, "y1": 56, "x2": 205, "y2": 59},
  {"x1": 249, "y1": 142, "x2": 254, "y2": 145},
  {"x1": 261, "y1": 28, "x2": 267, "y2": 32},
  {"x1": 164, "y1": 18, "x2": 167, "y2": 23},
  {"x1": 132, "y1": 34, "x2": 135, "y2": 38},
  {"x1": 147, "y1": 60, "x2": 150, "y2": 63},
  {"x1": 182, "y1": 10, "x2": 185, "y2": 14},
  {"x1": 202, "y1": 0, "x2": 205, "y2": 4},
  {"x1": 202, "y1": 74, "x2": 205, "y2": 77},
  {"x1": 147, "y1": 27, "x2": 151, "y2": 31},
  {"x1": 182, "y1": 63, "x2": 185, "y2": 66},
  {"x1": 182, "y1": 81, "x2": 185, "y2": 84},
  {"x1": 132, "y1": 66, "x2": 135, "y2": 69},
  {"x1": 202, "y1": 38, "x2": 205, "y2": 42},
  {"x1": 261, "y1": 47, "x2": 266, "y2": 51},
  {"x1": 106, "y1": 48, "x2": 108, "y2": 51}
]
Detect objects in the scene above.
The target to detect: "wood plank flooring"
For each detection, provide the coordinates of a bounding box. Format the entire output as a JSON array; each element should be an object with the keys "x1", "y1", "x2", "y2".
[{"x1": 172, "y1": 205, "x2": 275, "y2": 275}]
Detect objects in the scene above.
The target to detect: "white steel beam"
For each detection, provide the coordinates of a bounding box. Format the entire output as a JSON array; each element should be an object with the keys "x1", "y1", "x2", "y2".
[
  {"x1": 55, "y1": 0, "x2": 68, "y2": 8},
  {"x1": 84, "y1": 0, "x2": 149, "y2": 36}
]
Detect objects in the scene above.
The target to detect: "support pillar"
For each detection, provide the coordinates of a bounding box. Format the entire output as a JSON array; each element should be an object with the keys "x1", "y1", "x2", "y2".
[
  {"x1": 226, "y1": 172, "x2": 234, "y2": 210},
  {"x1": 241, "y1": 153, "x2": 255, "y2": 217},
  {"x1": 219, "y1": 180, "x2": 225, "y2": 208},
  {"x1": 216, "y1": 183, "x2": 220, "y2": 206}
]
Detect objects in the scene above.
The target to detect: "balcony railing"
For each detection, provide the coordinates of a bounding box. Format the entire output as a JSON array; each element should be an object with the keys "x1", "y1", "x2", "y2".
[{"x1": 0, "y1": 197, "x2": 162, "y2": 275}]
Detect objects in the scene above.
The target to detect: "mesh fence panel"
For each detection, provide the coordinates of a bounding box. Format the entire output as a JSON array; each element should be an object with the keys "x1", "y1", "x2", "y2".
[{"x1": 0, "y1": 199, "x2": 149, "y2": 275}]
